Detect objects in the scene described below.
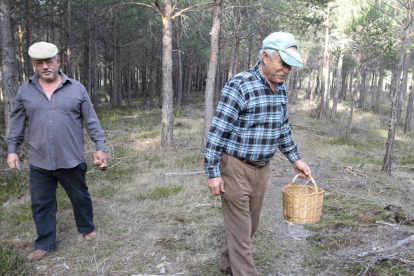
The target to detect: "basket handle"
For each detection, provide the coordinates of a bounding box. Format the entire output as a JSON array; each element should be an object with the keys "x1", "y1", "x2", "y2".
[{"x1": 291, "y1": 174, "x2": 320, "y2": 191}]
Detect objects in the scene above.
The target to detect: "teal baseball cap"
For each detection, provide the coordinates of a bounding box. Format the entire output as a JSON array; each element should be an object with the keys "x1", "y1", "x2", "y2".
[{"x1": 262, "y1": 32, "x2": 303, "y2": 67}]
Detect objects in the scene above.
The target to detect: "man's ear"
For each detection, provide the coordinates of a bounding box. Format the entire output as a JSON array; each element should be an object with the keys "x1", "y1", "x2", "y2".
[{"x1": 262, "y1": 51, "x2": 268, "y2": 64}]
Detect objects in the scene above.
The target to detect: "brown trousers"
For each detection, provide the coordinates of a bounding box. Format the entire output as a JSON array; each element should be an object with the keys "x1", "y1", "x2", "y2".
[{"x1": 219, "y1": 153, "x2": 270, "y2": 276}]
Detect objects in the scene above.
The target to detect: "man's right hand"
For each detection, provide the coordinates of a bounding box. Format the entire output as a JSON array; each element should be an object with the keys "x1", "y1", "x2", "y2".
[
  {"x1": 7, "y1": 153, "x2": 20, "y2": 170},
  {"x1": 207, "y1": 177, "x2": 225, "y2": 195}
]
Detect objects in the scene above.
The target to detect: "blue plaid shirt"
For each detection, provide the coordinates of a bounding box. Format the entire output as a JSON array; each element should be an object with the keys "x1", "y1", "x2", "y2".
[{"x1": 204, "y1": 62, "x2": 300, "y2": 178}]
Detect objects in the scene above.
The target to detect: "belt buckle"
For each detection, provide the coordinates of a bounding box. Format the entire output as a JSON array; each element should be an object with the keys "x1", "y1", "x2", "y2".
[{"x1": 258, "y1": 162, "x2": 266, "y2": 167}]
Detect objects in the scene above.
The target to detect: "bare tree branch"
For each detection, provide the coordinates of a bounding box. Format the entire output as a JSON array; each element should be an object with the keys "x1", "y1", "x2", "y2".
[
  {"x1": 171, "y1": 1, "x2": 215, "y2": 20},
  {"x1": 357, "y1": 234, "x2": 414, "y2": 258},
  {"x1": 365, "y1": 0, "x2": 403, "y2": 27}
]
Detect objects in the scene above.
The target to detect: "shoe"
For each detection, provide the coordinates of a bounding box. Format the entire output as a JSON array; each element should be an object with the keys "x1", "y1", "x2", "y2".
[
  {"x1": 220, "y1": 268, "x2": 233, "y2": 275},
  {"x1": 83, "y1": 230, "x2": 98, "y2": 240},
  {"x1": 27, "y1": 250, "x2": 48, "y2": 261}
]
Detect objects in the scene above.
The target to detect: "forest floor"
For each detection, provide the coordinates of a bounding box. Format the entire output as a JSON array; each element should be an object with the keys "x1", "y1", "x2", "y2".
[{"x1": 0, "y1": 91, "x2": 413, "y2": 276}]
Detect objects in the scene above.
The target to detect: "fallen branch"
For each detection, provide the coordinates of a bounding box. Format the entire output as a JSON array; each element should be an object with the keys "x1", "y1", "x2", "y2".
[
  {"x1": 289, "y1": 123, "x2": 311, "y2": 129},
  {"x1": 2, "y1": 190, "x2": 25, "y2": 207},
  {"x1": 360, "y1": 163, "x2": 414, "y2": 170},
  {"x1": 359, "y1": 163, "x2": 381, "y2": 168},
  {"x1": 194, "y1": 202, "x2": 217, "y2": 208},
  {"x1": 358, "y1": 234, "x2": 414, "y2": 258},
  {"x1": 160, "y1": 171, "x2": 205, "y2": 176},
  {"x1": 394, "y1": 165, "x2": 414, "y2": 170},
  {"x1": 376, "y1": 220, "x2": 399, "y2": 229},
  {"x1": 183, "y1": 147, "x2": 199, "y2": 151},
  {"x1": 391, "y1": 256, "x2": 414, "y2": 266}
]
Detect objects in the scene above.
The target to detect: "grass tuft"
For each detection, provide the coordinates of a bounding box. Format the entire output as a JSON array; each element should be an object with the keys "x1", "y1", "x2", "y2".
[
  {"x1": 0, "y1": 245, "x2": 30, "y2": 276},
  {"x1": 138, "y1": 186, "x2": 183, "y2": 200}
]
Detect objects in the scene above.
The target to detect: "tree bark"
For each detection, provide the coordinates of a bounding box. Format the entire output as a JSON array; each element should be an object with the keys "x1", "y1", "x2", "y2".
[
  {"x1": 382, "y1": 17, "x2": 411, "y2": 175},
  {"x1": 186, "y1": 49, "x2": 193, "y2": 104},
  {"x1": 370, "y1": 68, "x2": 378, "y2": 108},
  {"x1": 111, "y1": 15, "x2": 119, "y2": 107},
  {"x1": 404, "y1": 87, "x2": 413, "y2": 134},
  {"x1": 66, "y1": 0, "x2": 72, "y2": 77},
  {"x1": 92, "y1": 12, "x2": 98, "y2": 109},
  {"x1": 175, "y1": 22, "x2": 184, "y2": 108},
  {"x1": 202, "y1": 0, "x2": 223, "y2": 152},
  {"x1": 161, "y1": 0, "x2": 174, "y2": 148},
  {"x1": 397, "y1": 49, "x2": 411, "y2": 125},
  {"x1": 331, "y1": 52, "x2": 343, "y2": 120},
  {"x1": 377, "y1": 67, "x2": 384, "y2": 105},
  {"x1": 127, "y1": 46, "x2": 132, "y2": 107},
  {"x1": 24, "y1": 0, "x2": 32, "y2": 79},
  {"x1": 358, "y1": 66, "x2": 367, "y2": 109},
  {"x1": 227, "y1": 7, "x2": 241, "y2": 80},
  {"x1": 87, "y1": 5, "x2": 92, "y2": 97},
  {"x1": 0, "y1": 0, "x2": 19, "y2": 136},
  {"x1": 319, "y1": 21, "x2": 330, "y2": 120},
  {"x1": 346, "y1": 68, "x2": 359, "y2": 137}
]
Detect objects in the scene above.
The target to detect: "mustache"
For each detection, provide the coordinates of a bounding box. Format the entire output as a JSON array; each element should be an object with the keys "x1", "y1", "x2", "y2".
[
  {"x1": 41, "y1": 70, "x2": 53, "y2": 73},
  {"x1": 276, "y1": 71, "x2": 286, "y2": 76}
]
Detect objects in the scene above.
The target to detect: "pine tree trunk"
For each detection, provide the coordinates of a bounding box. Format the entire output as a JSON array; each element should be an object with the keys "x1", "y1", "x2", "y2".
[
  {"x1": 161, "y1": 0, "x2": 174, "y2": 148},
  {"x1": 92, "y1": 13, "x2": 98, "y2": 109},
  {"x1": 0, "y1": 0, "x2": 19, "y2": 136},
  {"x1": 358, "y1": 66, "x2": 367, "y2": 109},
  {"x1": 111, "y1": 16, "x2": 119, "y2": 108},
  {"x1": 117, "y1": 40, "x2": 123, "y2": 108},
  {"x1": 24, "y1": 0, "x2": 32, "y2": 79},
  {"x1": 331, "y1": 53, "x2": 343, "y2": 120},
  {"x1": 127, "y1": 44, "x2": 132, "y2": 107},
  {"x1": 346, "y1": 68, "x2": 359, "y2": 137},
  {"x1": 87, "y1": 6, "x2": 92, "y2": 97},
  {"x1": 319, "y1": 13, "x2": 330, "y2": 120},
  {"x1": 370, "y1": 69, "x2": 378, "y2": 108},
  {"x1": 377, "y1": 67, "x2": 384, "y2": 104},
  {"x1": 227, "y1": 7, "x2": 241, "y2": 80},
  {"x1": 202, "y1": 0, "x2": 223, "y2": 152},
  {"x1": 175, "y1": 24, "x2": 183, "y2": 108},
  {"x1": 382, "y1": 19, "x2": 410, "y2": 175},
  {"x1": 186, "y1": 49, "x2": 193, "y2": 104},
  {"x1": 340, "y1": 65, "x2": 348, "y2": 100},
  {"x1": 397, "y1": 50, "x2": 411, "y2": 125}
]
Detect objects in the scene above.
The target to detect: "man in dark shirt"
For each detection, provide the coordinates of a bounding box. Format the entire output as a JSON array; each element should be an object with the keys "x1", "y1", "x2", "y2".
[
  {"x1": 5, "y1": 41, "x2": 108, "y2": 261},
  {"x1": 204, "y1": 32, "x2": 312, "y2": 276}
]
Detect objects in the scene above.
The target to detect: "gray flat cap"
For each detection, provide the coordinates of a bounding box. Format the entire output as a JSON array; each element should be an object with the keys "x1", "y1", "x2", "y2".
[{"x1": 28, "y1": 42, "x2": 58, "y2": 60}]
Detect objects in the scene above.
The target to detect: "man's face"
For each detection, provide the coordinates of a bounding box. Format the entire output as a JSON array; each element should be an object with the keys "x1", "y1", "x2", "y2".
[
  {"x1": 32, "y1": 57, "x2": 60, "y2": 83},
  {"x1": 261, "y1": 47, "x2": 294, "y2": 84}
]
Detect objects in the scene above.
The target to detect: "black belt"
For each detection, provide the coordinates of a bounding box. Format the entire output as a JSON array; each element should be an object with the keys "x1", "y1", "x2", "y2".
[{"x1": 236, "y1": 157, "x2": 269, "y2": 168}]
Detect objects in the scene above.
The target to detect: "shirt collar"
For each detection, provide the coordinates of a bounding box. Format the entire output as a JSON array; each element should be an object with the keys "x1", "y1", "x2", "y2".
[
  {"x1": 253, "y1": 62, "x2": 287, "y2": 92},
  {"x1": 29, "y1": 71, "x2": 72, "y2": 84}
]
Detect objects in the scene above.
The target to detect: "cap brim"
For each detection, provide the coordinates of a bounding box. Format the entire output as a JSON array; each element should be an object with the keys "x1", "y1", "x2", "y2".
[{"x1": 279, "y1": 49, "x2": 303, "y2": 67}]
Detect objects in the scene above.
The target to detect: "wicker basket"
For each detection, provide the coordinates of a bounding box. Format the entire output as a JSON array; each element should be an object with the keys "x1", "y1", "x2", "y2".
[{"x1": 282, "y1": 175, "x2": 325, "y2": 224}]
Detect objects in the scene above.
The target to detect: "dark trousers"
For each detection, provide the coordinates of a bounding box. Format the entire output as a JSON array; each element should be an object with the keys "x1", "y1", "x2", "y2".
[{"x1": 30, "y1": 162, "x2": 95, "y2": 251}]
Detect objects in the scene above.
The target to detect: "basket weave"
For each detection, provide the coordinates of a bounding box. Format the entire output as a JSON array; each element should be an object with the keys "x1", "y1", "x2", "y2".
[{"x1": 282, "y1": 175, "x2": 325, "y2": 224}]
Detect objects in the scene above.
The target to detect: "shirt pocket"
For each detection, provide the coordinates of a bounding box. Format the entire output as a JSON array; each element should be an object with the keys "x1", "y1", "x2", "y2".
[{"x1": 54, "y1": 95, "x2": 82, "y2": 115}]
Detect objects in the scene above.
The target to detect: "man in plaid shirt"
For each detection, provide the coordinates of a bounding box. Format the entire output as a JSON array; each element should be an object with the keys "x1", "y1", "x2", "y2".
[{"x1": 204, "y1": 32, "x2": 312, "y2": 276}]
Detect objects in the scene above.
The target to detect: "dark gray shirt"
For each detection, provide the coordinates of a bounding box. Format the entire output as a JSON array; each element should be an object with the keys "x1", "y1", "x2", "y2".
[{"x1": 5, "y1": 72, "x2": 106, "y2": 170}]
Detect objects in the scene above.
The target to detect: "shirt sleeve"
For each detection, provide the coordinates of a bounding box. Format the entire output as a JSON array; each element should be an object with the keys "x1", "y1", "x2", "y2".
[
  {"x1": 278, "y1": 98, "x2": 300, "y2": 163},
  {"x1": 80, "y1": 86, "x2": 107, "y2": 151},
  {"x1": 4, "y1": 89, "x2": 27, "y2": 154},
  {"x1": 203, "y1": 80, "x2": 245, "y2": 178}
]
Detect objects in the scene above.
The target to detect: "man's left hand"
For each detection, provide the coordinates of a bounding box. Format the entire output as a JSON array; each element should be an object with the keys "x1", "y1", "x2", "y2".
[
  {"x1": 93, "y1": 150, "x2": 108, "y2": 171},
  {"x1": 292, "y1": 159, "x2": 311, "y2": 179}
]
